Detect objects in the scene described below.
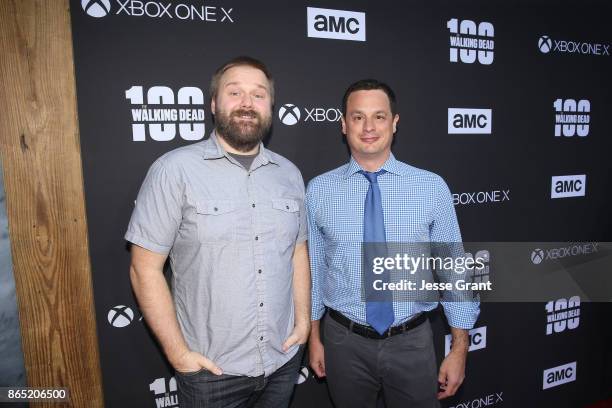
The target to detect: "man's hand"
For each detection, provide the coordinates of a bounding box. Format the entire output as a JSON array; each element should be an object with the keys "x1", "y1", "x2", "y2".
[
  {"x1": 437, "y1": 349, "x2": 466, "y2": 399},
  {"x1": 172, "y1": 350, "x2": 223, "y2": 376},
  {"x1": 283, "y1": 321, "x2": 311, "y2": 352},
  {"x1": 437, "y1": 327, "x2": 468, "y2": 399},
  {"x1": 308, "y1": 320, "x2": 325, "y2": 377},
  {"x1": 308, "y1": 337, "x2": 325, "y2": 378}
]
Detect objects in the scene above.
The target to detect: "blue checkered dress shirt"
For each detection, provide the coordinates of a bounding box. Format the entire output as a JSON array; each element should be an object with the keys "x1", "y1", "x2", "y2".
[{"x1": 306, "y1": 154, "x2": 480, "y2": 329}]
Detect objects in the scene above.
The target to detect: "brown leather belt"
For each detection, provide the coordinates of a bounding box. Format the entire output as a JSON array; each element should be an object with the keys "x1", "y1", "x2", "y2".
[{"x1": 328, "y1": 309, "x2": 427, "y2": 340}]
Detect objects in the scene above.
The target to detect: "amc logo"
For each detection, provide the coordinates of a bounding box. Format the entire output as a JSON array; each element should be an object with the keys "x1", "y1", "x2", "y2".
[
  {"x1": 307, "y1": 7, "x2": 366, "y2": 41},
  {"x1": 551, "y1": 175, "x2": 586, "y2": 199},
  {"x1": 543, "y1": 362, "x2": 576, "y2": 389},
  {"x1": 445, "y1": 326, "x2": 487, "y2": 356},
  {"x1": 448, "y1": 108, "x2": 492, "y2": 134}
]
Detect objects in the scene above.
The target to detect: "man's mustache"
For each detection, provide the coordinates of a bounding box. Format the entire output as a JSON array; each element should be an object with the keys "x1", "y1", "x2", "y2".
[{"x1": 231, "y1": 109, "x2": 259, "y2": 120}]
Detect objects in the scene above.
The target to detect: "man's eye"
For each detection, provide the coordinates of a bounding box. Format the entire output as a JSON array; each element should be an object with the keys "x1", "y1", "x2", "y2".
[
  {"x1": 254, "y1": 94, "x2": 265, "y2": 99},
  {"x1": 230, "y1": 91, "x2": 240, "y2": 96}
]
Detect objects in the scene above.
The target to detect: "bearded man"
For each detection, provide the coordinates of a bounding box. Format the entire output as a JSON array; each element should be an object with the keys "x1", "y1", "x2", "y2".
[{"x1": 125, "y1": 56, "x2": 311, "y2": 408}]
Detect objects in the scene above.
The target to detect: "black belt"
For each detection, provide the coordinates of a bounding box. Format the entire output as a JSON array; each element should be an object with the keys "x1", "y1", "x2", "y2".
[{"x1": 328, "y1": 309, "x2": 427, "y2": 340}]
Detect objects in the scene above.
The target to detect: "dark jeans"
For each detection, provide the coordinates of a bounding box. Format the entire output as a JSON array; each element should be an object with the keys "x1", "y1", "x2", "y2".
[
  {"x1": 176, "y1": 346, "x2": 304, "y2": 408},
  {"x1": 324, "y1": 314, "x2": 440, "y2": 408}
]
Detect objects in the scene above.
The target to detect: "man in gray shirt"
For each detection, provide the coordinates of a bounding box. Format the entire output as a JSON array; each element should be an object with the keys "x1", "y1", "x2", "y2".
[{"x1": 125, "y1": 56, "x2": 311, "y2": 408}]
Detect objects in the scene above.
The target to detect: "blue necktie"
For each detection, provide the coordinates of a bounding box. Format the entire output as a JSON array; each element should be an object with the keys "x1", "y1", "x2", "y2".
[{"x1": 360, "y1": 170, "x2": 394, "y2": 335}]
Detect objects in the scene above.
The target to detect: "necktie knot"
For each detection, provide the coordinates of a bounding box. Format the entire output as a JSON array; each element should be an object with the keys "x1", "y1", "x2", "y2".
[{"x1": 359, "y1": 169, "x2": 386, "y2": 184}]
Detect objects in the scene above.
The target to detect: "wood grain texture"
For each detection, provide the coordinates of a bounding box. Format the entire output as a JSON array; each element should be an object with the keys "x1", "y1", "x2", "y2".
[{"x1": 0, "y1": 0, "x2": 104, "y2": 406}]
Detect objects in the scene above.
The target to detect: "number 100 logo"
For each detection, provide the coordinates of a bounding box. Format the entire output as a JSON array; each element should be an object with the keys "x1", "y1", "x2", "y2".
[
  {"x1": 125, "y1": 86, "x2": 206, "y2": 142},
  {"x1": 545, "y1": 296, "x2": 580, "y2": 335},
  {"x1": 554, "y1": 99, "x2": 590, "y2": 137},
  {"x1": 447, "y1": 19, "x2": 494, "y2": 65}
]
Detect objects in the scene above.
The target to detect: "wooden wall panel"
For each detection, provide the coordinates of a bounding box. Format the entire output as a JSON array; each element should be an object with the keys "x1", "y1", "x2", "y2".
[{"x1": 0, "y1": 0, "x2": 104, "y2": 406}]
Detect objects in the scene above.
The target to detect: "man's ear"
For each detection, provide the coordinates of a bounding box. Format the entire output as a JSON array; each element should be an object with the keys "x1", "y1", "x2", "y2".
[
  {"x1": 211, "y1": 97, "x2": 216, "y2": 115},
  {"x1": 341, "y1": 116, "x2": 347, "y2": 135},
  {"x1": 392, "y1": 113, "x2": 399, "y2": 133}
]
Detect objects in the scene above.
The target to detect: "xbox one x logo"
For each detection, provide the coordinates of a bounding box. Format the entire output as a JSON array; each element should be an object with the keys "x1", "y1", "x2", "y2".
[
  {"x1": 81, "y1": 0, "x2": 111, "y2": 17},
  {"x1": 279, "y1": 104, "x2": 301, "y2": 126},
  {"x1": 108, "y1": 305, "x2": 134, "y2": 328},
  {"x1": 538, "y1": 35, "x2": 553, "y2": 53},
  {"x1": 279, "y1": 103, "x2": 343, "y2": 125},
  {"x1": 531, "y1": 248, "x2": 545, "y2": 264}
]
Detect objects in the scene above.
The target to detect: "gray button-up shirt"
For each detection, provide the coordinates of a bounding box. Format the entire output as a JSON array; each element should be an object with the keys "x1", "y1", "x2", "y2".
[{"x1": 125, "y1": 132, "x2": 307, "y2": 377}]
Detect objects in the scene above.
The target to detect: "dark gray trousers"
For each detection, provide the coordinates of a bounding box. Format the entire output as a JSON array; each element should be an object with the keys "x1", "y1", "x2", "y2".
[
  {"x1": 176, "y1": 346, "x2": 304, "y2": 408},
  {"x1": 323, "y1": 314, "x2": 440, "y2": 408}
]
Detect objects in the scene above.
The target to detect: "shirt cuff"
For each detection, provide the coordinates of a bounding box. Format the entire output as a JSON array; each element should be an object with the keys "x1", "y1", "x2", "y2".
[
  {"x1": 124, "y1": 231, "x2": 172, "y2": 255},
  {"x1": 311, "y1": 303, "x2": 325, "y2": 321},
  {"x1": 441, "y1": 301, "x2": 481, "y2": 329}
]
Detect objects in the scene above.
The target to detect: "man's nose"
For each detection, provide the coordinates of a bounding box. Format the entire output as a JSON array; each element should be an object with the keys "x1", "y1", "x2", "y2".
[{"x1": 240, "y1": 93, "x2": 253, "y2": 108}]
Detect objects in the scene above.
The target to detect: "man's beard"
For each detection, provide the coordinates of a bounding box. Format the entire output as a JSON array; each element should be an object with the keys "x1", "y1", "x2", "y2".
[{"x1": 215, "y1": 108, "x2": 272, "y2": 152}]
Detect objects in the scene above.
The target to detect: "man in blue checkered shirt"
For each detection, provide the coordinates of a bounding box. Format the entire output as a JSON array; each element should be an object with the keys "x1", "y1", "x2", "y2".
[{"x1": 307, "y1": 79, "x2": 480, "y2": 407}]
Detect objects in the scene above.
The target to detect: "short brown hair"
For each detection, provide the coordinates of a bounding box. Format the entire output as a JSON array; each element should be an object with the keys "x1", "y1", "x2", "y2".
[
  {"x1": 342, "y1": 79, "x2": 397, "y2": 116},
  {"x1": 209, "y1": 56, "x2": 275, "y2": 103}
]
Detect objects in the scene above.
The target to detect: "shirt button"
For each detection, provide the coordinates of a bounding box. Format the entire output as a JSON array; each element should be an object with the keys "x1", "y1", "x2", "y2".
[
  {"x1": 252, "y1": 203, "x2": 256, "y2": 208},
  {"x1": 285, "y1": 205, "x2": 289, "y2": 210},
  {"x1": 259, "y1": 336, "x2": 263, "y2": 341},
  {"x1": 214, "y1": 207, "x2": 218, "y2": 212},
  {"x1": 259, "y1": 303, "x2": 263, "y2": 307},
  {"x1": 258, "y1": 269, "x2": 262, "y2": 274},
  {"x1": 255, "y1": 236, "x2": 259, "y2": 241}
]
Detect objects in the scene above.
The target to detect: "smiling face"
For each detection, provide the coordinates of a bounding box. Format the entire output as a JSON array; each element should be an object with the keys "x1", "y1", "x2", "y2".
[
  {"x1": 211, "y1": 65, "x2": 273, "y2": 153},
  {"x1": 341, "y1": 89, "x2": 399, "y2": 168}
]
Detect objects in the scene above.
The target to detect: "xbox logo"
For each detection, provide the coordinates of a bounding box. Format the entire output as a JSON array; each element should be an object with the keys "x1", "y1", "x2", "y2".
[
  {"x1": 81, "y1": 0, "x2": 111, "y2": 18},
  {"x1": 279, "y1": 104, "x2": 301, "y2": 126},
  {"x1": 108, "y1": 305, "x2": 134, "y2": 328},
  {"x1": 538, "y1": 35, "x2": 553, "y2": 54},
  {"x1": 531, "y1": 248, "x2": 545, "y2": 265},
  {"x1": 296, "y1": 366, "x2": 309, "y2": 384}
]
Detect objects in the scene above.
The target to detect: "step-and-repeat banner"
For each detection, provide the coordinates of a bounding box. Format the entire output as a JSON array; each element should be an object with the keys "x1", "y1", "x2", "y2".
[{"x1": 70, "y1": 1, "x2": 611, "y2": 406}]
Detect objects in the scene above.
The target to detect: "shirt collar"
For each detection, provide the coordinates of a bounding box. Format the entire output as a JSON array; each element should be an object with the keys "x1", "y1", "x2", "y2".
[
  {"x1": 343, "y1": 152, "x2": 406, "y2": 179},
  {"x1": 202, "y1": 130, "x2": 278, "y2": 166}
]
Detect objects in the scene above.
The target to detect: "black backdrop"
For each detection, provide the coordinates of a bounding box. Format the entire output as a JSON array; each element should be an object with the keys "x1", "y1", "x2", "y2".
[{"x1": 70, "y1": 1, "x2": 612, "y2": 406}]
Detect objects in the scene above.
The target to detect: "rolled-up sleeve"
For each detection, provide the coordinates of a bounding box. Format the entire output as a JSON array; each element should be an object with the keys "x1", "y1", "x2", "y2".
[{"x1": 431, "y1": 177, "x2": 480, "y2": 329}]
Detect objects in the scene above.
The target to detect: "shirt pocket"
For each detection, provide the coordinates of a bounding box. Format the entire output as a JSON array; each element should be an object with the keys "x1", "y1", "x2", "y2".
[
  {"x1": 271, "y1": 198, "x2": 300, "y2": 251},
  {"x1": 195, "y1": 200, "x2": 237, "y2": 243}
]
